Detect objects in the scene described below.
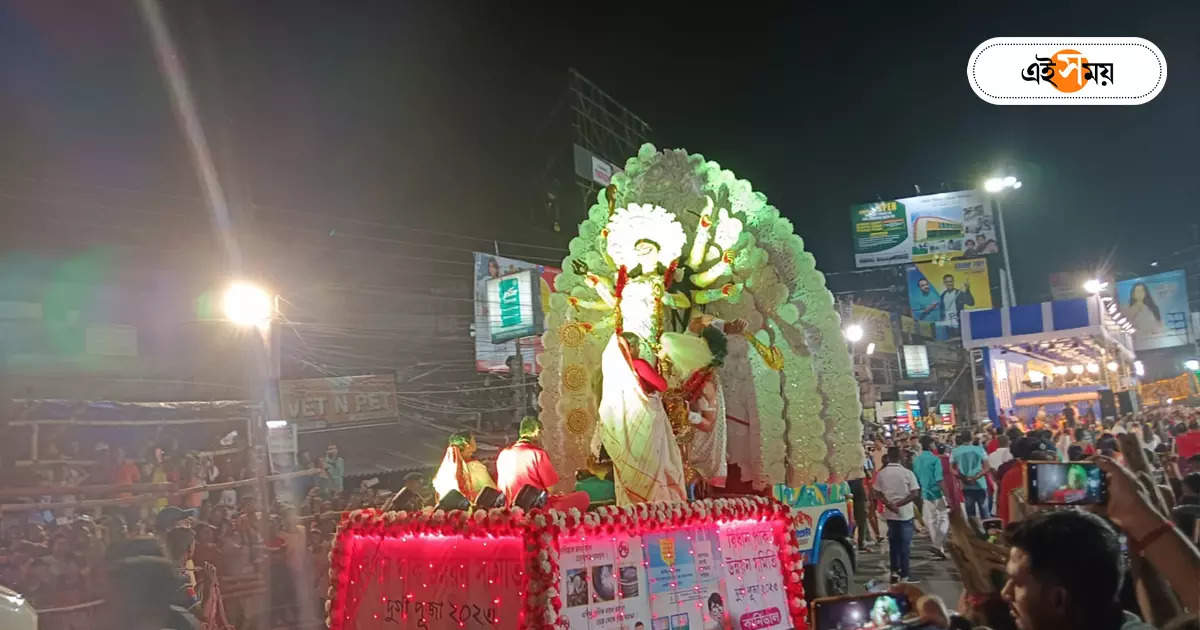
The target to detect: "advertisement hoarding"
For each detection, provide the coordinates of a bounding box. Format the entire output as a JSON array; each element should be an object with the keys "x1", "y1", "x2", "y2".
[
  {"x1": 850, "y1": 304, "x2": 897, "y2": 354},
  {"x1": 907, "y1": 258, "x2": 993, "y2": 338},
  {"x1": 473, "y1": 253, "x2": 561, "y2": 373},
  {"x1": 486, "y1": 270, "x2": 541, "y2": 344},
  {"x1": 574, "y1": 144, "x2": 623, "y2": 186},
  {"x1": 1115, "y1": 269, "x2": 1190, "y2": 351},
  {"x1": 278, "y1": 374, "x2": 397, "y2": 425},
  {"x1": 1048, "y1": 271, "x2": 1092, "y2": 301},
  {"x1": 902, "y1": 345, "x2": 931, "y2": 379},
  {"x1": 851, "y1": 190, "x2": 998, "y2": 268}
]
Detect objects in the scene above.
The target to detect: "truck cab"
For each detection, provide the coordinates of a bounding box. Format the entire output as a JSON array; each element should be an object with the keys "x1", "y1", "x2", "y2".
[
  {"x1": 773, "y1": 482, "x2": 856, "y2": 598},
  {"x1": 0, "y1": 586, "x2": 37, "y2": 630}
]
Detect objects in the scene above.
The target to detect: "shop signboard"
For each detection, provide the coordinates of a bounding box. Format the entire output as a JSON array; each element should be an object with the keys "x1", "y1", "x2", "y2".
[
  {"x1": 487, "y1": 269, "x2": 540, "y2": 343},
  {"x1": 278, "y1": 374, "x2": 397, "y2": 425},
  {"x1": 938, "y1": 403, "x2": 957, "y2": 427},
  {"x1": 907, "y1": 258, "x2": 993, "y2": 339},
  {"x1": 902, "y1": 345, "x2": 931, "y2": 379},
  {"x1": 1115, "y1": 270, "x2": 1190, "y2": 351},
  {"x1": 893, "y1": 401, "x2": 912, "y2": 428},
  {"x1": 473, "y1": 252, "x2": 561, "y2": 373},
  {"x1": 851, "y1": 190, "x2": 997, "y2": 268}
]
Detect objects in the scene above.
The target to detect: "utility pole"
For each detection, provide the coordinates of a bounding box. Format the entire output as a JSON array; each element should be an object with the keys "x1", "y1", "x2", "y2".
[{"x1": 513, "y1": 337, "x2": 526, "y2": 428}]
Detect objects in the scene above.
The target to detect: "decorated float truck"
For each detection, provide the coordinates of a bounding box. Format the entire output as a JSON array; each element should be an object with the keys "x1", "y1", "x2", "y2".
[{"x1": 327, "y1": 146, "x2": 863, "y2": 630}]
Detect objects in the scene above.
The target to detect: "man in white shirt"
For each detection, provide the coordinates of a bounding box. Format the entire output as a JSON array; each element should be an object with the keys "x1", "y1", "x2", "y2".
[
  {"x1": 872, "y1": 446, "x2": 921, "y2": 583},
  {"x1": 988, "y1": 435, "x2": 1014, "y2": 470},
  {"x1": 938, "y1": 273, "x2": 974, "y2": 329}
]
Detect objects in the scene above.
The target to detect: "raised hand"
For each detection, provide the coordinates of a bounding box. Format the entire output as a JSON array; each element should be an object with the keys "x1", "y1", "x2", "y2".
[{"x1": 723, "y1": 318, "x2": 748, "y2": 335}]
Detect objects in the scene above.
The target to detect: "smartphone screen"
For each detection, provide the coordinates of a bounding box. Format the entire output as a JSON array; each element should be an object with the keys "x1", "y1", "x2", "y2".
[
  {"x1": 811, "y1": 592, "x2": 912, "y2": 630},
  {"x1": 1028, "y1": 462, "x2": 1107, "y2": 505}
]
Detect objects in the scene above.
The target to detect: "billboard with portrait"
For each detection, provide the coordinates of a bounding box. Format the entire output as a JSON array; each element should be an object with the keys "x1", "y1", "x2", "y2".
[
  {"x1": 851, "y1": 189, "x2": 998, "y2": 268},
  {"x1": 906, "y1": 258, "x2": 992, "y2": 339},
  {"x1": 1116, "y1": 270, "x2": 1190, "y2": 351}
]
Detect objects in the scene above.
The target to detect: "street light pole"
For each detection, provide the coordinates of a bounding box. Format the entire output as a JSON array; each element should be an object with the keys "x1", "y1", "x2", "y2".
[
  {"x1": 984, "y1": 176, "x2": 1022, "y2": 307},
  {"x1": 995, "y1": 196, "x2": 1016, "y2": 307},
  {"x1": 222, "y1": 281, "x2": 277, "y2": 627}
]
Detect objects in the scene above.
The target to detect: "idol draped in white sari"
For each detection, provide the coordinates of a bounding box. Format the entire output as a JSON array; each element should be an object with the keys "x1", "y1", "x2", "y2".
[{"x1": 594, "y1": 334, "x2": 687, "y2": 505}]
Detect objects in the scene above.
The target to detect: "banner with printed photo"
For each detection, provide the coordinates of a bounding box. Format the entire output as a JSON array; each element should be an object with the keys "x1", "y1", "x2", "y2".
[
  {"x1": 907, "y1": 258, "x2": 992, "y2": 338},
  {"x1": 473, "y1": 252, "x2": 560, "y2": 373},
  {"x1": 559, "y1": 534, "x2": 651, "y2": 630},
  {"x1": 851, "y1": 190, "x2": 997, "y2": 268},
  {"x1": 644, "y1": 526, "x2": 728, "y2": 630},
  {"x1": 1116, "y1": 270, "x2": 1190, "y2": 351}
]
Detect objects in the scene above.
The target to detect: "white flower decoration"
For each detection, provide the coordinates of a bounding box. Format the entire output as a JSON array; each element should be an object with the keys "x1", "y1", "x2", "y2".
[
  {"x1": 605, "y1": 203, "x2": 686, "y2": 270},
  {"x1": 713, "y1": 207, "x2": 744, "y2": 251}
]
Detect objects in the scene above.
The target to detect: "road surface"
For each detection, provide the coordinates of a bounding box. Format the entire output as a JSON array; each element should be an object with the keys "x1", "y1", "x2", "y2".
[{"x1": 851, "y1": 528, "x2": 967, "y2": 608}]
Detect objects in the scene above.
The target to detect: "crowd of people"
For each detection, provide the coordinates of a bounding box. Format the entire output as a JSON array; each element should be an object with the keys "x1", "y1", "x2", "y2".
[
  {"x1": 0, "y1": 414, "x2": 612, "y2": 629},
  {"x1": 5, "y1": 402, "x2": 1200, "y2": 630},
  {"x1": 855, "y1": 406, "x2": 1200, "y2": 630},
  {"x1": 0, "y1": 435, "x2": 387, "y2": 630}
]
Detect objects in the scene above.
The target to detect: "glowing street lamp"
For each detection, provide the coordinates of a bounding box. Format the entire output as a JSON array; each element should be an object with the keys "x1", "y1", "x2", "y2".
[
  {"x1": 221, "y1": 281, "x2": 282, "y2": 452},
  {"x1": 223, "y1": 282, "x2": 273, "y2": 326},
  {"x1": 844, "y1": 324, "x2": 864, "y2": 343},
  {"x1": 983, "y1": 174, "x2": 1022, "y2": 307}
]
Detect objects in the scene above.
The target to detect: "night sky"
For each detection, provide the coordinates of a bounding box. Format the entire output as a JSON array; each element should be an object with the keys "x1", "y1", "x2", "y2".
[{"x1": 3, "y1": 1, "x2": 1198, "y2": 302}]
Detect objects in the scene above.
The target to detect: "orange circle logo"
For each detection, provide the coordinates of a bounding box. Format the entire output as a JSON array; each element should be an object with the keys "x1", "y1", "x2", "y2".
[{"x1": 1049, "y1": 49, "x2": 1090, "y2": 92}]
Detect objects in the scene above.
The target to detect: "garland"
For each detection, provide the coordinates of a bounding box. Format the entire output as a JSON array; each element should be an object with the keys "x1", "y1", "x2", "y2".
[{"x1": 326, "y1": 497, "x2": 809, "y2": 630}]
